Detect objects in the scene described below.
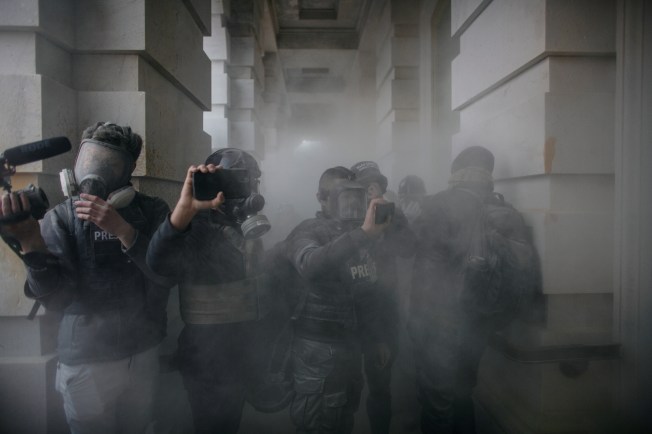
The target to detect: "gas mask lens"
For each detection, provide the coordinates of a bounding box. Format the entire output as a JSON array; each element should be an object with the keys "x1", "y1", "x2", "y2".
[
  {"x1": 74, "y1": 139, "x2": 134, "y2": 200},
  {"x1": 328, "y1": 183, "x2": 367, "y2": 223}
]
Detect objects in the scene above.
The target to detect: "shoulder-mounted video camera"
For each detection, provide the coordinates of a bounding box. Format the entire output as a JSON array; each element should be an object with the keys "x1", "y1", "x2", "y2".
[{"x1": 0, "y1": 137, "x2": 72, "y2": 224}]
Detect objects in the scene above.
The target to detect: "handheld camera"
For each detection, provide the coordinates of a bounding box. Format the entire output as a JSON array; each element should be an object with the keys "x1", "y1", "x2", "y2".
[{"x1": 1, "y1": 137, "x2": 71, "y2": 223}]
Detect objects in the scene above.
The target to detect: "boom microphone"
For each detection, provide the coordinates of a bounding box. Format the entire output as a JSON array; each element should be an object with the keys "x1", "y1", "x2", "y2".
[{"x1": 1, "y1": 136, "x2": 72, "y2": 166}]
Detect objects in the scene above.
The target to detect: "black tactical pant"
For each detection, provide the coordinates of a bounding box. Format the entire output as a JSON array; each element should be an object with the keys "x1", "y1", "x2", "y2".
[
  {"x1": 411, "y1": 321, "x2": 489, "y2": 434},
  {"x1": 290, "y1": 336, "x2": 363, "y2": 434},
  {"x1": 362, "y1": 340, "x2": 397, "y2": 434}
]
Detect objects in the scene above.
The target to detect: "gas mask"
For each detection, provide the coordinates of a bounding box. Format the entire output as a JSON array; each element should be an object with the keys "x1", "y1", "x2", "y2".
[
  {"x1": 222, "y1": 188, "x2": 271, "y2": 239},
  {"x1": 59, "y1": 139, "x2": 135, "y2": 208},
  {"x1": 325, "y1": 181, "x2": 367, "y2": 227},
  {"x1": 207, "y1": 148, "x2": 271, "y2": 239}
]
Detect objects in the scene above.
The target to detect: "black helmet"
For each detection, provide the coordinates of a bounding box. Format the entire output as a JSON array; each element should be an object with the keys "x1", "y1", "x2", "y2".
[
  {"x1": 205, "y1": 148, "x2": 270, "y2": 239},
  {"x1": 206, "y1": 148, "x2": 262, "y2": 178},
  {"x1": 398, "y1": 175, "x2": 426, "y2": 197}
]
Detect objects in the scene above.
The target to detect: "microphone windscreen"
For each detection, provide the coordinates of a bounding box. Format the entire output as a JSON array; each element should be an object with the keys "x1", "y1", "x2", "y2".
[{"x1": 3, "y1": 136, "x2": 72, "y2": 166}]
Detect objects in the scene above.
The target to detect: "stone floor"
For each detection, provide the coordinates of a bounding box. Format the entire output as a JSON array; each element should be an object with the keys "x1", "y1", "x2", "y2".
[{"x1": 154, "y1": 323, "x2": 422, "y2": 434}]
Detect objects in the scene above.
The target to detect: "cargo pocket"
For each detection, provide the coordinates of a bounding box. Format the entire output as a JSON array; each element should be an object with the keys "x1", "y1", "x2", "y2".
[
  {"x1": 293, "y1": 376, "x2": 324, "y2": 394},
  {"x1": 321, "y1": 391, "x2": 349, "y2": 432}
]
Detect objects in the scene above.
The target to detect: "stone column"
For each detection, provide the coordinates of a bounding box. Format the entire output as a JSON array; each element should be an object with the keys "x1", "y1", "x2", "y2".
[
  {"x1": 374, "y1": 0, "x2": 421, "y2": 188},
  {"x1": 449, "y1": 0, "x2": 617, "y2": 432},
  {"x1": 0, "y1": 1, "x2": 211, "y2": 432},
  {"x1": 204, "y1": 0, "x2": 230, "y2": 150},
  {"x1": 614, "y1": 0, "x2": 652, "y2": 429},
  {"x1": 224, "y1": 0, "x2": 265, "y2": 157}
]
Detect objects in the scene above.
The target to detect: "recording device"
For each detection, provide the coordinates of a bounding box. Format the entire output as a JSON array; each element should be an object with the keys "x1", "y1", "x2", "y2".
[
  {"x1": 192, "y1": 168, "x2": 251, "y2": 201},
  {"x1": 1, "y1": 137, "x2": 72, "y2": 222},
  {"x1": 374, "y1": 202, "x2": 395, "y2": 224}
]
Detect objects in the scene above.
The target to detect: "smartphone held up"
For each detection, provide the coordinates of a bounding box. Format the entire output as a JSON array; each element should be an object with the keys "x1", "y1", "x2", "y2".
[{"x1": 192, "y1": 168, "x2": 251, "y2": 201}]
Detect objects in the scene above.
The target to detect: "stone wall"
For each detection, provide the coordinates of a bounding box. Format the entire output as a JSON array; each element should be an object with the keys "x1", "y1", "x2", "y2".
[
  {"x1": 0, "y1": 1, "x2": 211, "y2": 432},
  {"x1": 448, "y1": 0, "x2": 618, "y2": 432}
]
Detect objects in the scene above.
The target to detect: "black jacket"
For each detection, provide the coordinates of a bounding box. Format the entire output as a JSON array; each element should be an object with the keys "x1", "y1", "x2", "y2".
[
  {"x1": 23, "y1": 193, "x2": 172, "y2": 365},
  {"x1": 284, "y1": 213, "x2": 386, "y2": 343},
  {"x1": 146, "y1": 210, "x2": 265, "y2": 379}
]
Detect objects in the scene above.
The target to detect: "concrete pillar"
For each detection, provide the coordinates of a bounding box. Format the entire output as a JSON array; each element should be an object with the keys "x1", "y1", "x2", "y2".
[
  {"x1": 0, "y1": 0, "x2": 211, "y2": 432},
  {"x1": 204, "y1": 0, "x2": 230, "y2": 151},
  {"x1": 449, "y1": 0, "x2": 617, "y2": 432},
  {"x1": 614, "y1": 0, "x2": 652, "y2": 430},
  {"x1": 224, "y1": 0, "x2": 265, "y2": 157},
  {"x1": 374, "y1": 0, "x2": 421, "y2": 190}
]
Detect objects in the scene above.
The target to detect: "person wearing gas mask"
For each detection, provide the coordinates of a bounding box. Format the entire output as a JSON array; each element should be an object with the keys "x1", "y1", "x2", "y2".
[
  {"x1": 397, "y1": 174, "x2": 427, "y2": 227},
  {"x1": 145, "y1": 148, "x2": 272, "y2": 434},
  {"x1": 281, "y1": 166, "x2": 391, "y2": 434},
  {"x1": 0, "y1": 122, "x2": 173, "y2": 434},
  {"x1": 349, "y1": 161, "x2": 416, "y2": 434}
]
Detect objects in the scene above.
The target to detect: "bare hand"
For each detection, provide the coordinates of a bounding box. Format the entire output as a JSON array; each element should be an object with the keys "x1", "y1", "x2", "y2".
[
  {"x1": 0, "y1": 192, "x2": 46, "y2": 252},
  {"x1": 361, "y1": 198, "x2": 391, "y2": 237},
  {"x1": 75, "y1": 193, "x2": 136, "y2": 247},
  {"x1": 169, "y1": 164, "x2": 225, "y2": 231}
]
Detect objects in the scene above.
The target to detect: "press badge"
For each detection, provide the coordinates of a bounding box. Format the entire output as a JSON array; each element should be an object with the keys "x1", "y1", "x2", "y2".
[{"x1": 90, "y1": 224, "x2": 123, "y2": 264}]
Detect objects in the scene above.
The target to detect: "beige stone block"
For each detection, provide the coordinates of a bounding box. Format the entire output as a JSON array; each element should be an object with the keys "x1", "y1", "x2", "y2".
[
  {"x1": 453, "y1": 94, "x2": 547, "y2": 179},
  {"x1": 75, "y1": 0, "x2": 146, "y2": 51},
  {"x1": 0, "y1": 353, "x2": 64, "y2": 434},
  {"x1": 452, "y1": 0, "x2": 615, "y2": 109},
  {"x1": 0, "y1": 314, "x2": 59, "y2": 356},
  {"x1": 203, "y1": 112, "x2": 228, "y2": 149},
  {"x1": 0, "y1": 75, "x2": 43, "y2": 150},
  {"x1": 532, "y1": 210, "x2": 613, "y2": 294},
  {"x1": 545, "y1": 92, "x2": 614, "y2": 175},
  {"x1": 545, "y1": 293, "x2": 613, "y2": 337},
  {"x1": 389, "y1": 0, "x2": 420, "y2": 24},
  {"x1": 41, "y1": 76, "x2": 77, "y2": 173},
  {"x1": 540, "y1": 359, "x2": 615, "y2": 414},
  {"x1": 204, "y1": 15, "x2": 229, "y2": 60},
  {"x1": 229, "y1": 121, "x2": 257, "y2": 151},
  {"x1": 39, "y1": 0, "x2": 74, "y2": 48},
  {"x1": 211, "y1": 60, "x2": 229, "y2": 105},
  {"x1": 0, "y1": 243, "x2": 29, "y2": 317},
  {"x1": 36, "y1": 35, "x2": 72, "y2": 88},
  {"x1": 375, "y1": 35, "x2": 392, "y2": 90},
  {"x1": 0, "y1": 32, "x2": 36, "y2": 75},
  {"x1": 496, "y1": 174, "x2": 615, "y2": 213},
  {"x1": 184, "y1": 0, "x2": 211, "y2": 35},
  {"x1": 0, "y1": 0, "x2": 39, "y2": 26},
  {"x1": 376, "y1": 75, "x2": 393, "y2": 123},
  {"x1": 228, "y1": 108, "x2": 256, "y2": 122},
  {"x1": 452, "y1": 0, "x2": 547, "y2": 109},
  {"x1": 72, "y1": 54, "x2": 140, "y2": 91},
  {"x1": 451, "y1": 0, "x2": 491, "y2": 37},
  {"x1": 230, "y1": 78, "x2": 255, "y2": 109},
  {"x1": 146, "y1": 0, "x2": 211, "y2": 110},
  {"x1": 391, "y1": 79, "x2": 419, "y2": 110},
  {"x1": 141, "y1": 61, "x2": 210, "y2": 180},
  {"x1": 545, "y1": 0, "x2": 615, "y2": 53},
  {"x1": 477, "y1": 348, "x2": 616, "y2": 433},
  {"x1": 392, "y1": 36, "x2": 419, "y2": 67},
  {"x1": 454, "y1": 91, "x2": 614, "y2": 178},
  {"x1": 459, "y1": 57, "x2": 615, "y2": 130},
  {"x1": 230, "y1": 36, "x2": 256, "y2": 67}
]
